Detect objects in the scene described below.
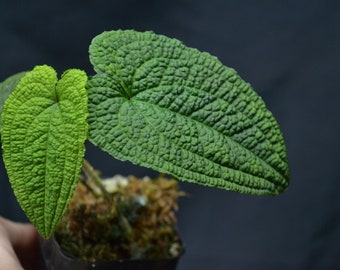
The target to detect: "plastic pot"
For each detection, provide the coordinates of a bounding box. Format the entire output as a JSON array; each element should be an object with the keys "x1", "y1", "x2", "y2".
[{"x1": 40, "y1": 236, "x2": 183, "y2": 270}]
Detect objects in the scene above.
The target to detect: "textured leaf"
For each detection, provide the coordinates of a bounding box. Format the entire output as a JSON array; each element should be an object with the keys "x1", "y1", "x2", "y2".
[
  {"x1": 1, "y1": 65, "x2": 88, "y2": 238},
  {"x1": 87, "y1": 30, "x2": 289, "y2": 195},
  {"x1": 0, "y1": 71, "x2": 26, "y2": 132}
]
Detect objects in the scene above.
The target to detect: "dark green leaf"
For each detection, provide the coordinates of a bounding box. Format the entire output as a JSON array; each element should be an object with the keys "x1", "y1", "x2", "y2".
[
  {"x1": 0, "y1": 71, "x2": 26, "y2": 132},
  {"x1": 87, "y1": 30, "x2": 289, "y2": 195}
]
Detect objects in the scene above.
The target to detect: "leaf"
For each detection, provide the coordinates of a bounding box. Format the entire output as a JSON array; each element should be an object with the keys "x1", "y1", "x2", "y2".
[
  {"x1": 0, "y1": 71, "x2": 26, "y2": 132},
  {"x1": 1, "y1": 65, "x2": 88, "y2": 238},
  {"x1": 87, "y1": 30, "x2": 289, "y2": 195}
]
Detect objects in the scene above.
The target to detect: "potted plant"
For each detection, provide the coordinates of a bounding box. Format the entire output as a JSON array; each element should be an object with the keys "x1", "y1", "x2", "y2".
[{"x1": 0, "y1": 30, "x2": 289, "y2": 269}]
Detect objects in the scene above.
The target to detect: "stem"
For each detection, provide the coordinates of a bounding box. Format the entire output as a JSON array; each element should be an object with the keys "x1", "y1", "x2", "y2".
[{"x1": 82, "y1": 159, "x2": 112, "y2": 203}]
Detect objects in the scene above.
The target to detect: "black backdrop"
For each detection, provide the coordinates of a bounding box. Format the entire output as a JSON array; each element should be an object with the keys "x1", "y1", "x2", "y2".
[{"x1": 0, "y1": 1, "x2": 339, "y2": 269}]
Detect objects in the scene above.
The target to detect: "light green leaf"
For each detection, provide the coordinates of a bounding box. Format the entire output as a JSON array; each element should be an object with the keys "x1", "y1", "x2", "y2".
[
  {"x1": 87, "y1": 30, "x2": 289, "y2": 195},
  {"x1": 0, "y1": 71, "x2": 26, "y2": 132},
  {"x1": 1, "y1": 65, "x2": 88, "y2": 238}
]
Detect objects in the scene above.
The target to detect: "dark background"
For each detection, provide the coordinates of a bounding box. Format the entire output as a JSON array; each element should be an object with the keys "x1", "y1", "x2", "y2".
[{"x1": 0, "y1": 1, "x2": 339, "y2": 269}]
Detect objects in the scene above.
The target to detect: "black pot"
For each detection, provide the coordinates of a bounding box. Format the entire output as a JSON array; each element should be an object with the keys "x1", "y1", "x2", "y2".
[{"x1": 40, "y1": 236, "x2": 183, "y2": 270}]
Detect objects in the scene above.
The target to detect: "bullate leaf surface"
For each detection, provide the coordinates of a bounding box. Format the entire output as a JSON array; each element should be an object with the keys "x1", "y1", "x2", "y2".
[
  {"x1": 87, "y1": 30, "x2": 289, "y2": 195},
  {"x1": 1, "y1": 65, "x2": 88, "y2": 238}
]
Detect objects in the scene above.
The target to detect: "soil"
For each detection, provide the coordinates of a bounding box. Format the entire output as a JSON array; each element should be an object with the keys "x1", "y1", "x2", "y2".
[{"x1": 55, "y1": 173, "x2": 185, "y2": 262}]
